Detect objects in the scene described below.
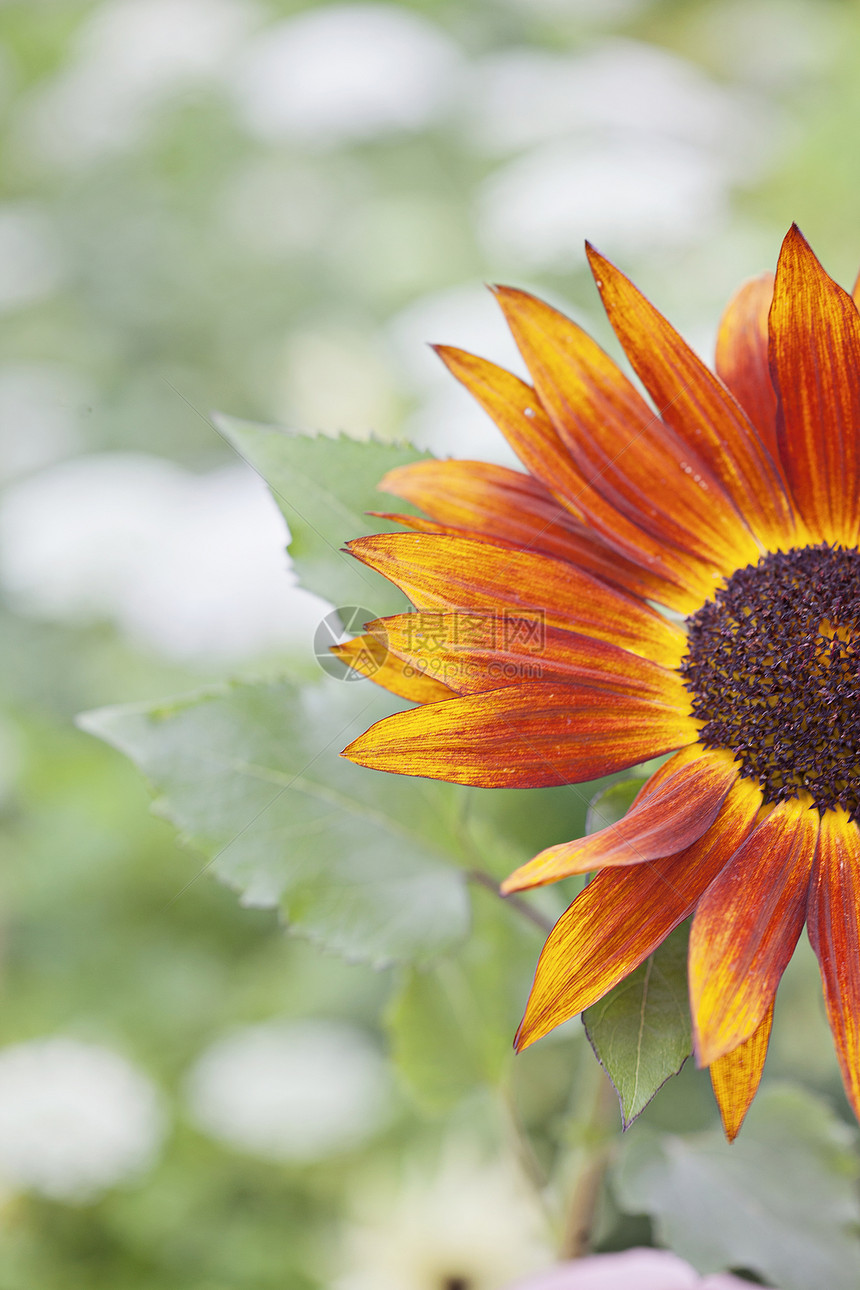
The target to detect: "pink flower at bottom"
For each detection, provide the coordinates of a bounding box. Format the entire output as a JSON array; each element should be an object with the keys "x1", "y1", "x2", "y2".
[{"x1": 505, "y1": 1248, "x2": 764, "y2": 1290}]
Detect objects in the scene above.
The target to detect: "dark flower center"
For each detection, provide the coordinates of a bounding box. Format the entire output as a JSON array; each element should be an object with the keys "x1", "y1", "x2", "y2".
[{"x1": 681, "y1": 544, "x2": 860, "y2": 818}]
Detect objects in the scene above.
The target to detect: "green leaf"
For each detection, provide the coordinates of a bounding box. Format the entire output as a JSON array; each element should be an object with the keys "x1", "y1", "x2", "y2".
[
  {"x1": 615, "y1": 1084, "x2": 860, "y2": 1290},
  {"x1": 215, "y1": 415, "x2": 429, "y2": 613},
  {"x1": 583, "y1": 923, "x2": 691, "y2": 1127},
  {"x1": 387, "y1": 964, "x2": 485, "y2": 1112},
  {"x1": 386, "y1": 884, "x2": 545, "y2": 1111},
  {"x1": 581, "y1": 776, "x2": 692, "y2": 1126},
  {"x1": 78, "y1": 676, "x2": 470, "y2": 967}
]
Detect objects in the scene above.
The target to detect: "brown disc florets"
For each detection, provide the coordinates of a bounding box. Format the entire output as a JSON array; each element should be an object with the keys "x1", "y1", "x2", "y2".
[{"x1": 681, "y1": 544, "x2": 860, "y2": 818}]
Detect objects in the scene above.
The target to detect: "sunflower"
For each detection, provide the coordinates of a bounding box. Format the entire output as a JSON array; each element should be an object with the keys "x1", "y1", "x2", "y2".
[{"x1": 339, "y1": 225, "x2": 860, "y2": 1140}]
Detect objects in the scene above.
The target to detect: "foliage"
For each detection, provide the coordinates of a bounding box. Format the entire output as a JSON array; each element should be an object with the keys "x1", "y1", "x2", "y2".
[
  {"x1": 386, "y1": 885, "x2": 544, "y2": 1112},
  {"x1": 216, "y1": 417, "x2": 429, "y2": 612},
  {"x1": 616, "y1": 1084, "x2": 860, "y2": 1290},
  {"x1": 581, "y1": 778, "x2": 692, "y2": 1127},
  {"x1": 80, "y1": 678, "x2": 471, "y2": 967},
  {"x1": 584, "y1": 925, "x2": 691, "y2": 1128}
]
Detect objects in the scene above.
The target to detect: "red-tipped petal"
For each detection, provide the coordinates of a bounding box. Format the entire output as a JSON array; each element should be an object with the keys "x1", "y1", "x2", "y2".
[
  {"x1": 715, "y1": 272, "x2": 779, "y2": 460},
  {"x1": 377, "y1": 459, "x2": 681, "y2": 606},
  {"x1": 342, "y1": 682, "x2": 697, "y2": 789},
  {"x1": 628, "y1": 744, "x2": 705, "y2": 804},
  {"x1": 690, "y1": 797, "x2": 818, "y2": 1066},
  {"x1": 807, "y1": 808, "x2": 860, "y2": 1122},
  {"x1": 709, "y1": 1004, "x2": 774, "y2": 1142},
  {"x1": 379, "y1": 458, "x2": 596, "y2": 564},
  {"x1": 771, "y1": 223, "x2": 860, "y2": 544},
  {"x1": 347, "y1": 533, "x2": 687, "y2": 668},
  {"x1": 330, "y1": 634, "x2": 455, "y2": 704},
  {"x1": 502, "y1": 748, "x2": 737, "y2": 892},
  {"x1": 514, "y1": 774, "x2": 763, "y2": 1051},
  {"x1": 372, "y1": 508, "x2": 685, "y2": 609},
  {"x1": 494, "y1": 286, "x2": 759, "y2": 573},
  {"x1": 587, "y1": 243, "x2": 796, "y2": 551},
  {"x1": 369, "y1": 612, "x2": 688, "y2": 705},
  {"x1": 435, "y1": 345, "x2": 716, "y2": 611}
]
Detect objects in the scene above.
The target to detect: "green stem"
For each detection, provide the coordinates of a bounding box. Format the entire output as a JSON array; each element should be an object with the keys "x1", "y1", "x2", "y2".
[
  {"x1": 559, "y1": 1064, "x2": 619, "y2": 1259},
  {"x1": 451, "y1": 794, "x2": 555, "y2": 936},
  {"x1": 500, "y1": 1083, "x2": 551, "y2": 1201},
  {"x1": 467, "y1": 868, "x2": 555, "y2": 935}
]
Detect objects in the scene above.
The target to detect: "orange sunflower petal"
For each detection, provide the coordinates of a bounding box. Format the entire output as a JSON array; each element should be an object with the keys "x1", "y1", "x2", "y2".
[
  {"x1": 434, "y1": 345, "x2": 712, "y2": 612},
  {"x1": 807, "y1": 808, "x2": 860, "y2": 1121},
  {"x1": 502, "y1": 748, "x2": 738, "y2": 892},
  {"x1": 690, "y1": 797, "x2": 819, "y2": 1067},
  {"x1": 330, "y1": 634, "x2": 454, "y2": 704},
  {"x1": 372, "y1": 508, "x2": 681, "y2": 608},
  {"x1": 370, "y1": 612, "x2": 687, "y2": 704},
  {"x1": 376, "y1": 459, "x2": 679, "y2": 605},
  {"x1": 494, "y1": 286, "x2": 759, "y2": 574},
  {"x1": 347, "y1": 533, "x2": 687, "y2": 667},
  {"x1": 709, "y1": 1004, "x2": 774, "y2": 1142},
  {"x1": 514, "y1": 773, "x2": 763, "y2": 1051},
  {"x1": 626, "y1": 744, "x2": 706, "y2": 804},
  {"x1": 586, "y1": 242, "x2": 796, "y2": 550},
  {"x1": 379, "y1": 458, "x2": 595, "y2": 564},
  {"x1": 714, "y1": 272, "x2": 779, "y2": 461},
  {"x1": 342, "y1": 683, "x2": 697, "y2": 789},
  {"x1": 432, "y1": 344, "x2": 601, "y2": 517},
  {"x1": 770, "y1": 223, "x2": 860, "y2": 545}
]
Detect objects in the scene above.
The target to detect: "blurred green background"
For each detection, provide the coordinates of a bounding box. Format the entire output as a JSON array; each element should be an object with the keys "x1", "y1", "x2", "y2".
[{"x1": 1, "y1": 0, "x2": 860, "y2": 1286}]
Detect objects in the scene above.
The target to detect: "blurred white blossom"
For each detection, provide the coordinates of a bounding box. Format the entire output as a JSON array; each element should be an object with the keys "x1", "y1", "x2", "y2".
[
  {"x1": 692, "y1": 0, "x2": 836, "y2": 88},
  {"x1": 399, "y1": 385, "x2": 522, "y2": 467},
  {"x1": 0, "y1": 364, "x2": 87, "y2": 482},
  {"x1": 0, "y1": 1038, "x2": 165, "y2": 1202},
  {"x1": 334, "y1": 1146, "x2": 551, "y2": 1290},
  {"x1": 469, "y1": 41, "x2": 771, "y2": 164},
  {"x1": 232, "y1": 4, "x2": 462, "y2": 145},
  {"x1": 185, "y1": 1020, "x2": 390, "y2": 1162},
  {"x1": 20, "y1": 0, "x2": 256, "y2": 166},
  {"x1": 472, "y1": 39, "x2": 779, "y2": 269},
  {"x1": 0, "y1": 206, "x2": 64, "y2": 311},
  {"x1": 276, "y1": 326, "x2": 401, "y2": 438},
  {"x1": 0, "y1": 454, "x2": 327, "y2": 662},
  {"x1": 478, "y1": 137, "x2": 730, "y2": 268},
  {"x1": 386, "y1": 283, "x2": 569, "y2": 464},
  {"x1": 386, "y1": 282, "x2": 532, "y2": 463},
  {"x1": 387, "y1": 284, "x2": 529, "y2": 394}
]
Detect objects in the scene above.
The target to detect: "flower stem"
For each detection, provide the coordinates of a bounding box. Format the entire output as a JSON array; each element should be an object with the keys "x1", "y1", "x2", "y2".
[
  {"x1": 560, "y1": 1065, "x2": 619, "y2": 1259},
  {"x1": 500, "y1": 1083, "x2": 550, "y2": 1195},
  {"x1": 467, "y1": 868, "x2": 555, "y2": 934}
]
